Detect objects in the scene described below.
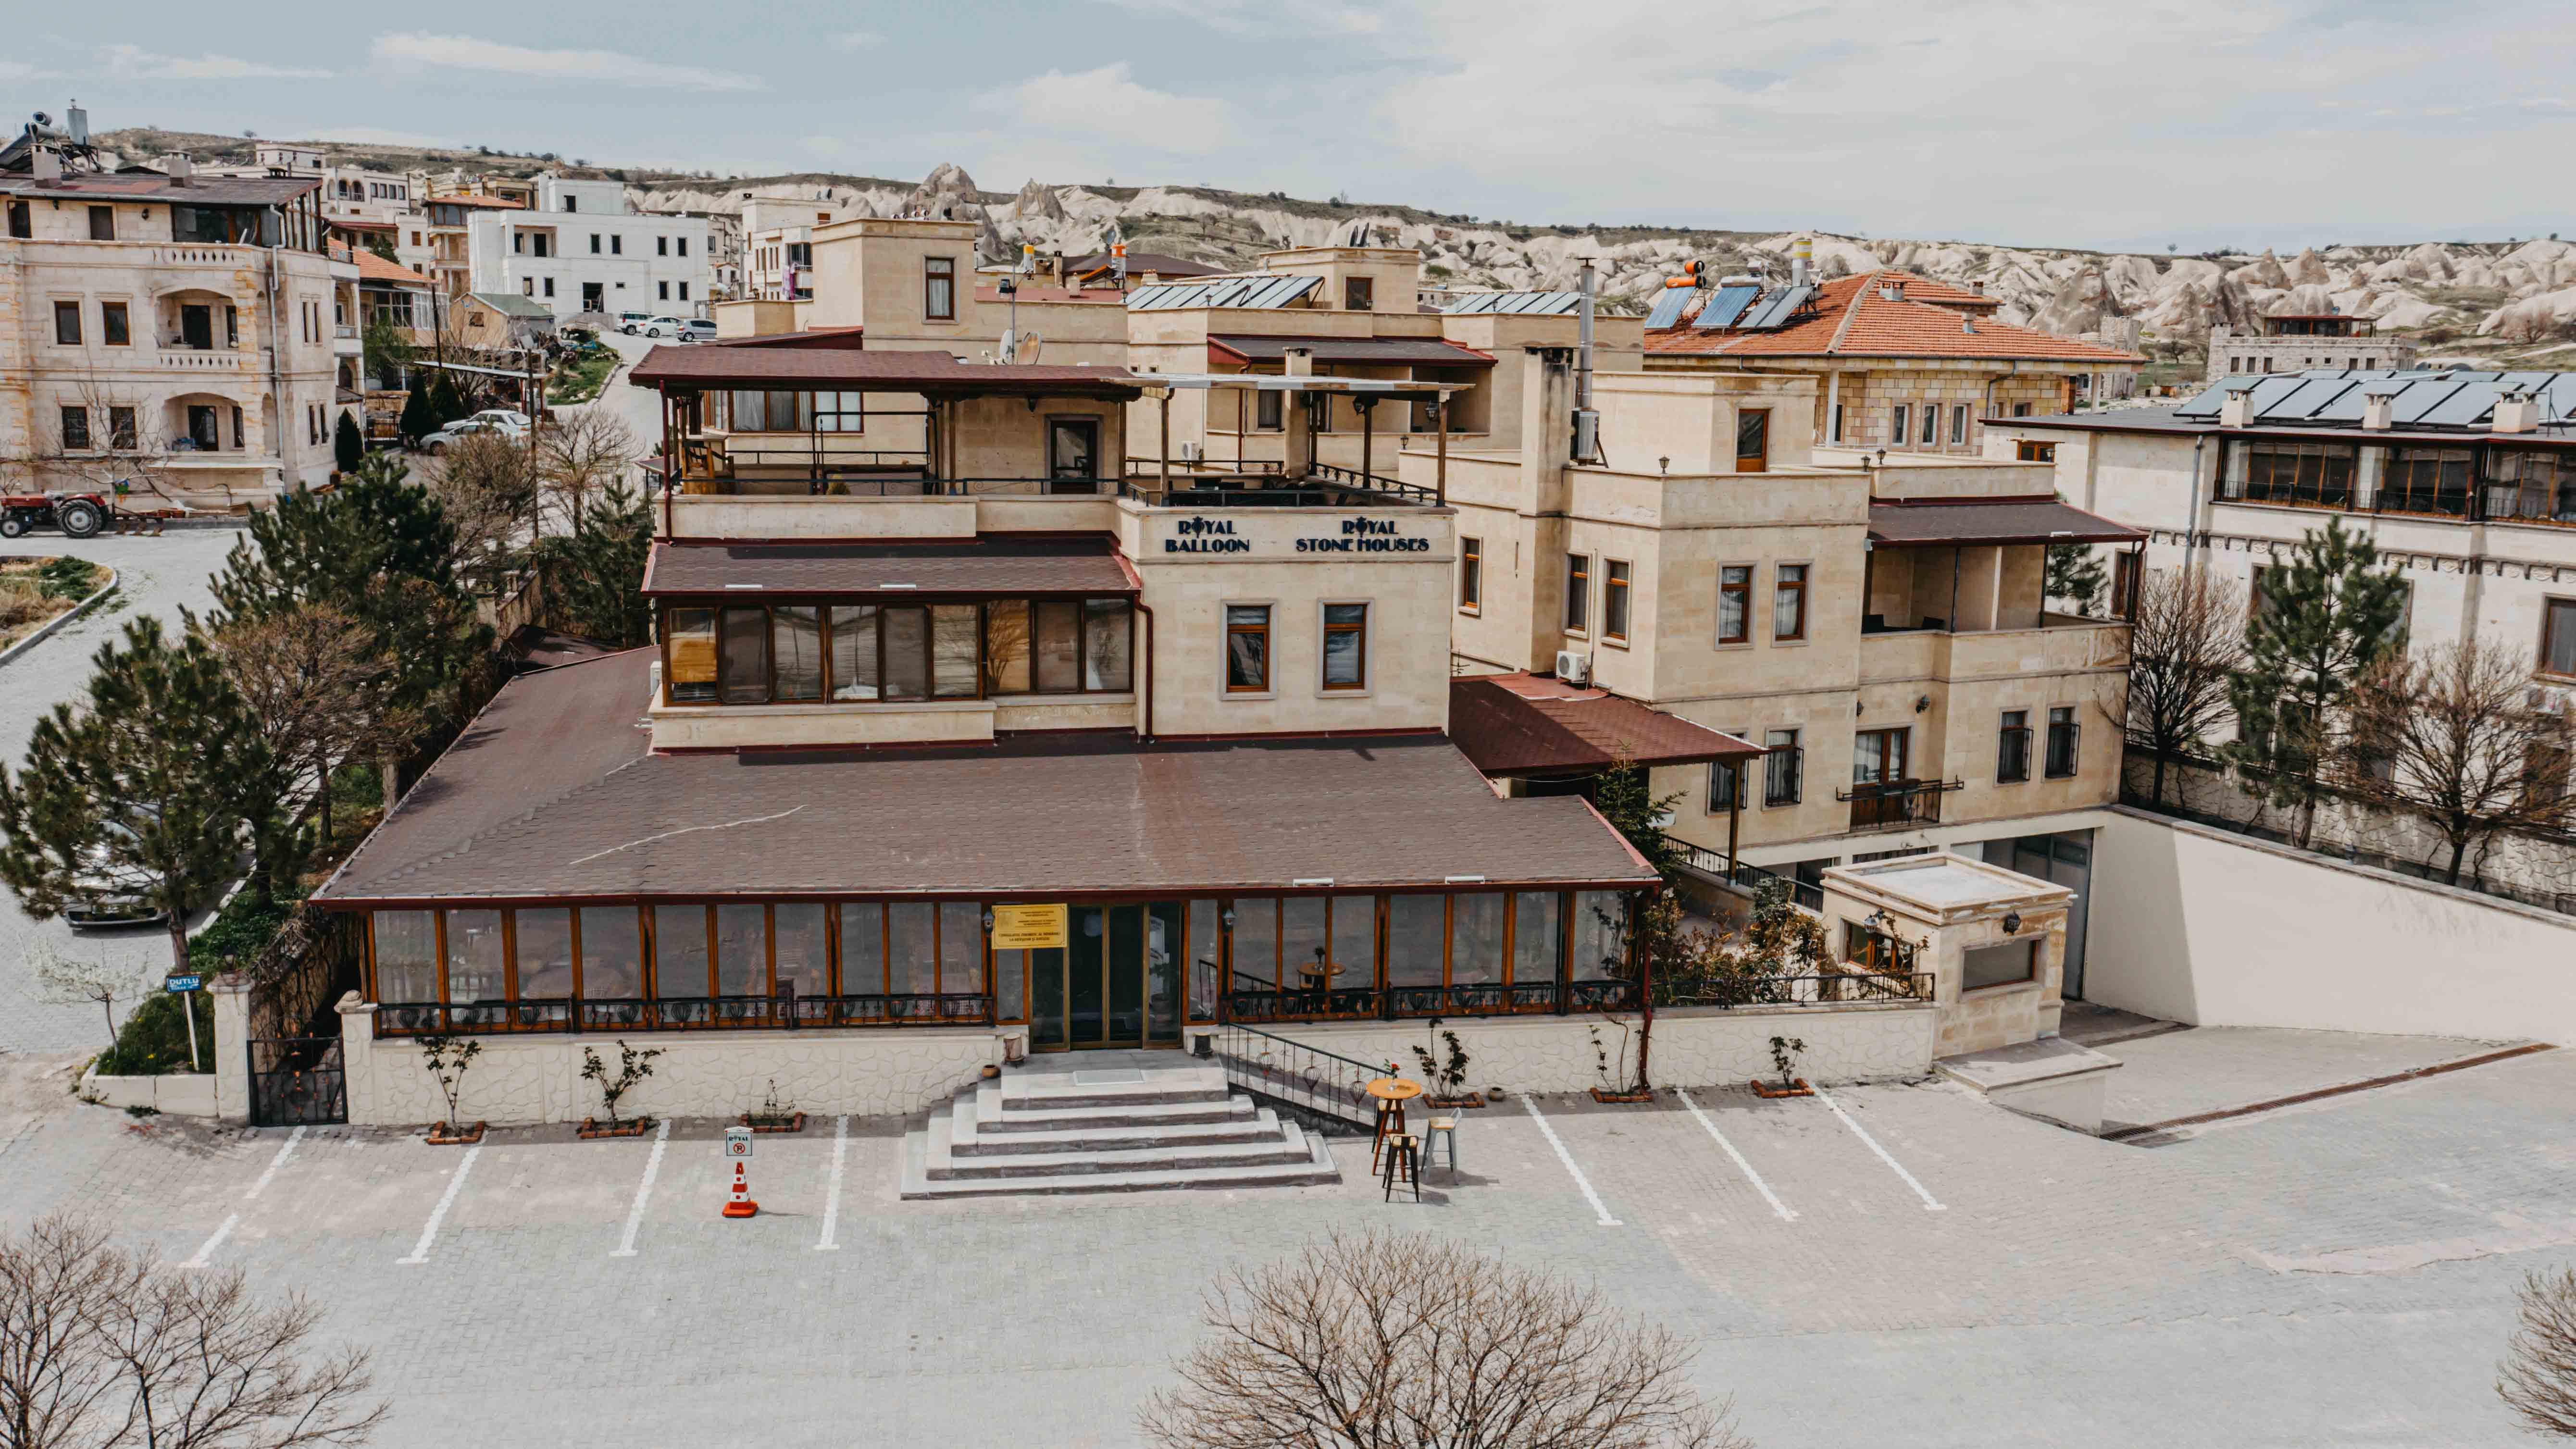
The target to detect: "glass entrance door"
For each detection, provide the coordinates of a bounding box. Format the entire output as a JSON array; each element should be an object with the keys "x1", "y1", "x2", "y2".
[{"x1": 1032, "y1": 903, "x2": 1186, "y2": 1050}]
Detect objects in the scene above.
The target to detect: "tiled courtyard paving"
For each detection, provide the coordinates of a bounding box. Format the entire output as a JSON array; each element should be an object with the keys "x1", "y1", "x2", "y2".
[{"x1": 1, "y1": 1036, "x2": 2568, "y2": 1447}]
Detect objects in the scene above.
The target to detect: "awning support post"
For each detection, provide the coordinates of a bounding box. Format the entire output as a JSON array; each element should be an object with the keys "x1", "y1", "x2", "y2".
[
  {"x1": 1159, "y1": 391, "x2": 1171, "y2": 492},
  {"x1": 1435, "y1": 395, "x2": 1448, "y2": 506},
  {"x1": 1357, "y1": 395, "x2": 1374, "y2": 488}
]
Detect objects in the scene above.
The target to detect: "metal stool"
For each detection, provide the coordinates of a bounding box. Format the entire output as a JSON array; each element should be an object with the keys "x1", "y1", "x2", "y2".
[
  {"x1": 1422, "y1": 1115, "x2": 1458, "y2": 1175},
  {"x1": 1380, "y1": 1133, "x2": 1421, "y2": 1202}
]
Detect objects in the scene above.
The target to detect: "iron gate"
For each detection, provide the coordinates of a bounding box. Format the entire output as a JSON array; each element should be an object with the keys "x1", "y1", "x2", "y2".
[{"x1": 248, "y1": 1037, "x2": 346, "y2": 1127}]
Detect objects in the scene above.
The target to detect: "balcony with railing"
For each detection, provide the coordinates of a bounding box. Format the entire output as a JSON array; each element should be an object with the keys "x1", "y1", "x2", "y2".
[{"x1": 1837, "y1": 777, "x2": 1965, "y2": 832}]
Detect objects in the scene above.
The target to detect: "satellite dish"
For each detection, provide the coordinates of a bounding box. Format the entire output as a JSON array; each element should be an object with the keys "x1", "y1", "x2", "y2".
[
  {"x1": 999, "y1": 328, "x2": 1018, "y2": 362},
  {"x1": 1018, "y1": 333, "x2": 1043, "y2": 364}
]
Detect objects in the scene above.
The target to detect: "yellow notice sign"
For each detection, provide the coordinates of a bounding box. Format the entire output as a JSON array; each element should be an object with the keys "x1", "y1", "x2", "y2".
[{"x1": 989, "y1": 904, "x2": 1068, "y2": 951}]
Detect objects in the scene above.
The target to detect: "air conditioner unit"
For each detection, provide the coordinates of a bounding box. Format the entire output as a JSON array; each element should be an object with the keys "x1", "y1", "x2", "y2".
[
  {"x1": 1555, "y1": 650, "x2": 1590, "y2": 685},
  {"x1": 1179, "y1": 441, "x2": 1201, "y2": 462},
  {"x1": 2529, "y1": 684, "x2": 2575, "y2": 718}
]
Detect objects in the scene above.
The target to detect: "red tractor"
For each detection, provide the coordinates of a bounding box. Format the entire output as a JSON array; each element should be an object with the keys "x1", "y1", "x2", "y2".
[{"x1": 0, "y1": 491, "x2": 112, "y2": 539}]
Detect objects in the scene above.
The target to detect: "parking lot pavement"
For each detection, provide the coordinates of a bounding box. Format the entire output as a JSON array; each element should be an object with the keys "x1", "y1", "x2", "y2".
[
  {"x1": 2093, "y1": 1023, "x2": 2525, "y2": 1131},
  {"x1": 3, "y1": 1047, "x2": 2572, "y2": 1447}
]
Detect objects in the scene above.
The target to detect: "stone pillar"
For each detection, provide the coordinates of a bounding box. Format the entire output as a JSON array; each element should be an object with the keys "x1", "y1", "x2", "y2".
[
  {"x1": 1520, "y1": 347, "x2": 1578, "y2": 670},
  {"x1": 210, "y1": 975, "x2": 253, "y2": 1126},
  {"x1": 336, "y1": 991, "x2": 381, "y2": 1126},
  {"x1": 1282, "y1": 347, "x2": 1314, "y2": 479}
]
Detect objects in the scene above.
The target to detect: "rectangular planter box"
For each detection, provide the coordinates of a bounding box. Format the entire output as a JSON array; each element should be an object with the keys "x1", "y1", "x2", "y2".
[{"x1": 80, "y1": 1065, "x2": 218, "y2": 1116}]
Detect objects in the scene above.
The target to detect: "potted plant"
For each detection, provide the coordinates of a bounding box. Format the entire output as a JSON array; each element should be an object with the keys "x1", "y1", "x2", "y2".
[
  {"x1": 1752, "y1": 1035, "x2": 1813, "y2": 1099},
  {"x1": 418, "y1": 1034, "x2": 485, "y2": 1144},
  {"x1": 1588, "y1": 1020, "x2": 1652, "y2": 1104},
  {"x1": 740, "y1": 1077, "x2": 805, "y2": 1134},
  {"x1": 577, "y1": 1040, "x2": 663, "y2": 1138},
  {"x1": 1411, "y1": 1019, "x2": 1482, "y2": 1108}
]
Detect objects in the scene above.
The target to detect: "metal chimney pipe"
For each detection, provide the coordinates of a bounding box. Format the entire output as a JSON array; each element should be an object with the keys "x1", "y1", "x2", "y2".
[
  {"x1": 1576, "y1": 257, "x2": 1595, "y2": 411},
  {"x1": 1792, "y1": 234, "x2": 1811, "y2": 289}
]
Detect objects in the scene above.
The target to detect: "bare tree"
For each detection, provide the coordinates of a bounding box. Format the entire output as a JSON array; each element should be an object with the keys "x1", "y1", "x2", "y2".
[
  {"x1": 1138, "y1": 1230, "x2": 1749, "y2": 1449},
  {"x1": 25, "y1": 941, "x2": 146, "y2": 1051},
  {"x1": 2345, "y1": 640, "x2": 2576, "y2": 885},
  {"x1": 2502, "y1": 1265, "x2": 2576, "y2": 1438},
  {"x1": 424, "y1": 434, "x2": 536, "y2": 595},
  {"x1": 535, "y1": 409, "x2": 635, "y2": 536},
  {"x1": 0, "y1": 1214, "x2": 388, "y2": 1449},
  {"x1": 2124, "y1": 565, "x2": 2249, "y2": 807},
  {"x1": 208, "y1": 606, "x2": 420, "y2": 840}
]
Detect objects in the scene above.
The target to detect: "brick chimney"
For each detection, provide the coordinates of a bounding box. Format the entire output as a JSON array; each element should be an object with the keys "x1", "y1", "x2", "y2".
[
  {"x1": 2362, "y1": 392, "x2": 2394, "y2": 431},
  {"x1": 2219, "y1": 385, "x2": 2254, "y2": 428},
  {"x1": 2493, "y1": 387, "x2": 2539, "y2": 433}
]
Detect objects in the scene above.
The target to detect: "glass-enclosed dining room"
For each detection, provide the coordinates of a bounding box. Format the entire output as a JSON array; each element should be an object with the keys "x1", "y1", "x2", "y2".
[{"x1": 362, "y1": 887, "x2": 1640, "y2": 1048}]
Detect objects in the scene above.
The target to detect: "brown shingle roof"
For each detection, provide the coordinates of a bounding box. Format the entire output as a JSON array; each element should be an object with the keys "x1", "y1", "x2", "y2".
[
  {"x1": 1648, "y1": 270, "x2": 2143, "y2": 364},
  {"x1": 643, "y1": 538, "x2": 1134, "y2": 596},
  {"x1": 1450, "y1": 676, "x2": 1763, "y2": 777},
  {"x1": 0, "y1": 172, "x2": 322, "y2": 205},
  {"x1": 313, "y1": 651, "x2": 1656, "y2": 904},
  {"x1": 628, "y1": 346, "x2": 1145, "y2": 397},
  {"x1": 1867, "y1": 498, "x2": 2146, "y2": 547}
]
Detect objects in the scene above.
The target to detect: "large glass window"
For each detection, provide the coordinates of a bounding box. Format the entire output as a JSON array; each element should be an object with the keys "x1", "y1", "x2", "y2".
[
  {"x1": 984, "y1": 600, "x2": 1032, "y2": 694},
  {"x1": 939, "y1": 902, "x2": 984, "y2": 996},
  {"x1": 1963, "y1": 938, "x2": 2037, "y2": 991},
  {"x1": 446, "y1": 910, "x2": 506, "y2": 1003},
  {"x1": 1321, "y1": 604, "x2": 1367, "y2": 690},
  {"x1": 715, "y1": 904, "x2": 767, "y2": 996},
  {"x1": 1570, "y1": 892, "x2": 1629, "y2": 982},
  {"x1": 1385, "y1": 896, "x2": 1445, "y2": 989},
  {"x1": 516, "y1": 908, "x2": 575, "y2": 999},
  {"x1": 1083, "y1": 599, "x2": 1133, "y2": 691},
  {"x1": 2229, "y1": 439, "x2": 2358, "y2": 508},
  {"x1": 1282, "y1": 897, "x2": 1329, "y2": 987},
  {"x1": 1511, "y1": 892, "x2": 1562, "y2": 986},
  {"x1": 1718, "y1": 566, "x2": 1751, "y2": 644},
  {"x1": 655, "y1": 905, "x2": 709, "y2": 997},
  {"x1": 772, "y1": 606, "x2": 823, "y2": 702},
  {"x1": 1226, "y1": 606, "x2": 1270, "y2": 692},
  {"x1": 1231, "y1": 897, "x2": 1279, "y2": 993},
  {"x1": 838, "y1": 903, "x2": 885, "y2": 994},
  {"x1": 580, "y1": 908, "x2": 643, "y2": 999},
  {"x1": 2547, "y1": 598, "x2": 2576, "y2": 679},
  {"x1": 887, "y1": 904, "x2": 937, "y2": 995},
  {"x1": 1035, "y1": 601, "x2": 1082, "y2": 693},
  {"x1": 373, "y1": 912, "x2": 438, "y2": 1002},
  {"x1": 2485, "y1": 449, "x2": 2576, "y2": 525},
  {"x1": 828, "y1": 605, "x2": 879, "y2": 700},
  {"x1": 932, "y1": 605, "x2": 980, "y2": 698},
  {"x1": 1564, "y1": 555, "x2": 1589, "y2": 632},
  {"x1": 882, "y1": 606, "x2": 929, "y2": 701},
  {"x1": 814, "y1": 391, "x2": 865, "y2": 433},
  {"x1": 1330, "y1": 895, "x2": 1376, "y2": 989},
  {"x1": 2380, "y1": 447, "x2": 2474, "y2": 518},
  {"x1": 1188, "y1": 898, "x2": 1223, "y2": 1021},
  {"x1": 1449, "y1": 894, "x2": 1506, "y2": 986},
  {"x1": 1602, "y1": 563, "x2": 1630, "y2": 643},
  {"x1": 718, "y1": 607, "x2": 767, "y2": 704},
  {"x1": 774, "y1": 904, "x2": 827, "y2": 1000}
]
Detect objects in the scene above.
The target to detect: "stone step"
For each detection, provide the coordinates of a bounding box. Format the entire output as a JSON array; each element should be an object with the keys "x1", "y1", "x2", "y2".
[
  {"x1": 947, "y1": 1095, "x2": 1282, "y2": 1154},
  {"x1": 923, "y1": 1115, "x2": 1316, "y2": 1179},
  {"x1": 974, "y1": 1081, "x2": 1254, "y2": 1132},
  {"x1": 899, "y1": 1123, "x2": 1340, "y2": 1199},
  {"x1": 997, "y1": 1065, "x2": 1232, "y2": 1111}
]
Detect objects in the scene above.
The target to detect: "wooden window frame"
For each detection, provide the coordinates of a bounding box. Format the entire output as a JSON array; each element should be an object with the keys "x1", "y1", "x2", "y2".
[
  {"x1": 1458, "y1": 535, "x2": 1481, "y2": 614},
  {"x1": 1763, "y1": 729, "x2": 1803, "y2": 808},
  {"x1": 1344, "y1": 275, "x2": 1374, "y2": 312},
  {"x1": 100, "y1": 301, "x2": 129, "y2": 347},
  {"x1": 1602, "y1": 559, "x2": 1631, "y2": 644},
  {"x1": 2015, "y1": 439, "x2": 2055, "y2": 463},
  {"x1": 2043, "y1": 705, "x2": 2080, "y2": 780},
  {"x1": 1563, "y1": 554, "x2": 1590, "y2": 634},
  {"x1": 1225, "y1": 603, "x2": 1272, "y2": 694},
  {"x1": 1717, "y1": 564, "x2": 1753, "y2": 645},
  {"x1": 1772, "y1": 562, "x2": 1808, "y2": 642},
  {"x1": 51, "y1": 300, "x2": 80, "y2": 346},
  {"x1": 58, "y1": 406, "x2": 90, "y2": 452},
  {"x1": 924, "y1": 256, "x2": 958, "y2": 321},
  {"x1": 660, "y1": 596, "x2": 1133, "y2": 706},
  {"x1": 1997, "y1": 709, "x2": 2032, "y2": 783},
  {"x1": 1320, "y1": 602, "x2": 1369, "y2": 692},
  {"x1": 1735, "y1": 408, "x2": 1770, "y2": 473},
  {"x1": 2543, "y1": 596, "x2": 2576, "y2": 682}
]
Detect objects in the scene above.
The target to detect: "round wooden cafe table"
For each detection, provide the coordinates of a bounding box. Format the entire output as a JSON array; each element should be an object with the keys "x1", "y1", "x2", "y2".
[{"x1": 1365, "y1": 1076, "x2": 1423, "y2": 1173}]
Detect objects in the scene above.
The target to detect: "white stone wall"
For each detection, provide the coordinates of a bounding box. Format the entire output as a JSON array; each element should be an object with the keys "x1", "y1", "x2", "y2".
[
  {"x1": 1195, "y1": 1003, "x2": 1934, "y2": 1096},
  {"x1": 338, "y1": 997, "x2": 1008, "y2": 1127}
]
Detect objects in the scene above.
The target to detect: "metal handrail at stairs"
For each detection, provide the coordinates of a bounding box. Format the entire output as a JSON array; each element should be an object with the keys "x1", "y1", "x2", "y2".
[{"x1": 1199, "y1": 1021, "x2": 1386, "y2": 1129}]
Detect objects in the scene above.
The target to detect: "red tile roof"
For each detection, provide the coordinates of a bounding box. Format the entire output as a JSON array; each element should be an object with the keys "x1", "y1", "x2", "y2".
[
  {"x1": 350, "y1": 249, "x2": 432, "y2": 286},
  {"x1": 1449, "y1": 676, "x2": 1763, "y2": 777},
  {"x1": 1648, "y1": 270, "x2": 2142, "y2": 365},
  {"x1": 428, "y1": 193, "x2": 526, "y2": 210}
]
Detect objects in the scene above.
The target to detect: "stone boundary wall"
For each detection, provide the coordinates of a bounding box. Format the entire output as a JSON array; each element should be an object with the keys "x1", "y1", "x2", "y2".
[
  {"x1": 1197, "y1": 1002, "x2": 1937, "y2": 1097},
  {"x1": 80, "y1": 1067, "x2": 218, "y2": 1116},
  {"x1": 2087, "y1": 806, "x2": 2576, "y2": 1043},
  {"x1": 338, "y1": 996, "x2": 1011, "y2": 1127}
]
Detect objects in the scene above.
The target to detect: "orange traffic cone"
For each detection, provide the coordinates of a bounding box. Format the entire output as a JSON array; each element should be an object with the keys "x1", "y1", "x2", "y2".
[{"x1": 722, "y1": 1159, "x2": 759, "y2": 1218}]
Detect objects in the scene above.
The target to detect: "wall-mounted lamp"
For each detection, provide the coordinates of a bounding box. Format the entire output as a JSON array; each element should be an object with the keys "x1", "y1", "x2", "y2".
[
  {"x1": 1658, "y1": 455, "x2": 1670, "y2": 475},
  {"x1": 1914, "y1": 694, "x2": 1930, "y2": 714},
  {"x1": 982, "y1": 910, "x2": 996, "y2": 933},
  {"x1": 2001, "y1": 911, "x2": 2022, "y2": 936},
  {"x1": 1221, "y1": 906, "x2": 1236, "y2": 930}
]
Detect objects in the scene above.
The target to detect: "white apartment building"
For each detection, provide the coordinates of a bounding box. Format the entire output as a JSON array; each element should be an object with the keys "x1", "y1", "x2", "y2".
[
  {"x1": 743, "y1": 195, "x2": 859, "y2": 303},
  {"x1": 468, "y1": 175, "x2": 710, "y2": 321},
  {"x1": 2, "y1": 145, "x2": 355, "y2": 505}
]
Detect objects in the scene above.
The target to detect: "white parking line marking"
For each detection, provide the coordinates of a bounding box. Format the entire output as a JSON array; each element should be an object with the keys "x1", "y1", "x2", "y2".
[
  {"x1": 246, "y1": 1125, "x2": 305, "y2": 1199},
  {"x1": 610, "y1": 1120, "x2": 672, "y2": 1257},
  {"x1": 185, "y1": 1214, "x2": 237, "y2": 1267},
  {"x1": 398, "y1": 1144, "x2": 481, "y2": 1265},
  {"x1": 1519, "y1": 1095, "x2": 1620, "y2": 1226},
  {"x1": 1814, "y1": 1087, "x2": 1945, "y2": 1211},
  {"x1": 1677, "y1": 1089, "x2": 1796, "y2": 1222},
  {"x1": 814, "y1": 1115, "x2": 848, "y2": 1251}
]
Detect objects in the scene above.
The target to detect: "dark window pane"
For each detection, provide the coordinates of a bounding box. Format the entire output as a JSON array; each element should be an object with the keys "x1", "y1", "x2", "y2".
[
  {"x1": 888, "y1": 904, "x2": 937, "y2": 995},
  {"x1": 984, "y1": 600, "x2": 1032, "y2": 694},
  {"x1": 932, "y1": 605, "x2": 980, "y2": 698},
  {"x1": 1449, "y1": 893, "x2": 1506, "y2": 986},
  {"x1": 2548, "y1": 601, "x2": 2576, "y2": 677},
  {"x1": 667, "y1": 608, "x2": 717, "y2": 702},
  {"x1": 1282, "y1": 897, "x2": 1329, "y2": 986},
  {"x1": 718, "y1": 606, "x2": 768, "y2": 704},
  {"x1": 837, "y1": 903, "x2": 884, "y2": 994},
  {"x1": 773, "y1": 904, "x2": 827, "y2": 999},
  {"x1": 1963, "y1": 939, "x2": 2036, "y2": 991},
  {"x1": 1571, "y1": 892, "x2": 1628, "y2": 979},
  {"x1": 654, "y1": 905, "x2": 708, "y2": 997},
  {"x1": 1226, "y1": 605, "x2": 1269, "y2": 691},
  {"x1": 1231, "y1": 898, "x2": 1278, "y2": 992},
  {"x1": 580, "y1": 908, "x2": 643, "y2": 999},
  {"x1": 1034, "y1": 601, "x2": 1081, "y2": 693},
  {"x1": 772, "y1": 606, "x2": 823, "y2": 701},
  {"x1": 1331, "y1": 895, "x2": 1376, "y2": 988},
  {"x1": 828, "y1": 605, "x2": 879, "y2": 700},
  {"x1": 714, "y1": 904, "x2": 765, "y2": 995},
  {"x1": 1385, "y1": 896, "x2": 1444, "y2": 988},
  {"x1": 373, "y1": 912, "x2": 437, "y2": 1003},
  {"x1": 1511, "y1": 892, "x2": 1561, "y2": 986},
  {"x1": 1083, "y1": 599, "x2": 1132, "y2": 691},
  {"x1": 939, "y1": 902, "x2": 983, "y2": 996},
  {"x1": 446, "y1": 910, "x2": 505, "y2": 1003},
  {"x1": 516, "y1": 908, "x2": 574, "y2": 998},
  {"x1": 882, "y1": 607, "x2": 929, "y2": 700}
]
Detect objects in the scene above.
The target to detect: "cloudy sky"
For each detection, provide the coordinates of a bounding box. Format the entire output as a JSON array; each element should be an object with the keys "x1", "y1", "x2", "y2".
[{"x1": 6, "y1": 0, "x2": 2567, "y2": 252}]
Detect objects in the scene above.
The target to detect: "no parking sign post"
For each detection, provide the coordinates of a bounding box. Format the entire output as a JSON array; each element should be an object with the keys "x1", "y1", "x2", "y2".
[{"x1": 722, "y1": 1126, "x2": 758, "y2": 1218}]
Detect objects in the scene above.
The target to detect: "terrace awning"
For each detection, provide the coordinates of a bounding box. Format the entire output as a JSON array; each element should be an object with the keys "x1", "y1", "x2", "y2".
[
  {"x1": 1867, "y1": 499, "x2": 2145, "y2": 548},
  {"x1": 1449, "y1": 676, "x2": 1765, "y2": 777},
  {"x1": 629, "y1": 346, "x2": 1146, "y2": 400}
]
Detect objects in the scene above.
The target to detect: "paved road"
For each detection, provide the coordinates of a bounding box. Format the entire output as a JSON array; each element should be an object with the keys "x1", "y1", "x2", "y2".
[
  {"x1": 0, "y1": 530, "x2": 244, "y2": 1057},
  {"x1": 0, "y1": 1040, "x2": 2566, "y2": 1447}
]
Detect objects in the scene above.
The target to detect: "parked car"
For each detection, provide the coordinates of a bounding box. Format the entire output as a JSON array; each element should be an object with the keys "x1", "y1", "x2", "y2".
[
  {"x1": 638, "y1": 316, "x2": 691, "y2": 338},
  {"x1": 679, "y1": 319, "x2": 718, "y2": 342},
  {"x1": 616, "y1": 311, "x2": 652, "y2": 334},
  {"x1": 66, "y1": 817, "x2": 166, "y2": 929},
  {"x1": 467, "y1": 408, "x2": 533, "y2": 432},
  {"x1": 418, "y1": 416, "x2": 526, "y2": 454}
]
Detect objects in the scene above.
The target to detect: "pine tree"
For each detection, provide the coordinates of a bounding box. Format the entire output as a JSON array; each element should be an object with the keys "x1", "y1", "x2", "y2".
[
  {"x1": 0, "y1": 620, "x2": 283, "y2": 971},
  {"x1": 2045, "y1": 543, "x2": 2109, "y2": 617},
  {"x1": 427, "y1": 372, "x2": 469, "y2": 431},
  {"x1": 532, "y1": 480, "x2": 655, "y2": 646},
  {"x1": 333, "y1": 411, "x2": 363, "y2": 474},
  {"x1": 2222, "y1": 516, "x2": 2409, "y2": 848},
  {"x1": 399, "y1": 376, "x2": 433, "y2": 445}
]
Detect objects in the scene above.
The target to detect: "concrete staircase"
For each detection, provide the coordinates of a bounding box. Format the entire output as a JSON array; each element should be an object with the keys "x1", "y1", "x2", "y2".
[{"x1": 898, "y1": 1062, "x2": 1340, "y2": 1199}]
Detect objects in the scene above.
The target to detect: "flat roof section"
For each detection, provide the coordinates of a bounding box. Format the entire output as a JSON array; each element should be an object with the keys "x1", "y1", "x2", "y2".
[
  {"x1": 642, "y1": 537, "x2": 1135, "y2": 597},
  {"x1": 1450, "y1": 676, "x2": 1764, "y2": 777},
  {"x1": 313, "y1": 652, "x2": 1657, "y2": 905},
  {"x1": 1867, "y1": 499, "x2": 2146, "y2": 548},
  {"x1": 629, "y1": 347, "x2": 1145, "y2": 398},
  {"x1": 1207, "y1": 335, "x2": 1496, "y2": 367}
]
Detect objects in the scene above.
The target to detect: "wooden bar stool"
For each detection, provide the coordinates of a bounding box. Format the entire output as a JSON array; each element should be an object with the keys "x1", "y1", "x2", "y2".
[
  {"x1": 1423, "y1": 1115, "x2": 1459, "y2": 1176},
  {"x1": 1380, "y1": 1132, "x2": 1421, "y2": 1202},
  {"x1": 1363, "y1": 1074, "x2": 1422, "y2": 1177}
]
